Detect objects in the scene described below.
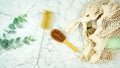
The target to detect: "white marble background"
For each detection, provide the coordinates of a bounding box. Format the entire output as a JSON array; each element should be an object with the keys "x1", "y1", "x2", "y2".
[{"x1": 0, "y1": 0, "x2": 120, "y2": 68}]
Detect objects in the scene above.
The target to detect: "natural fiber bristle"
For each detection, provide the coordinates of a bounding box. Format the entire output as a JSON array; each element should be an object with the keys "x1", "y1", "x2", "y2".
[
  {"x1": 41, "y1": 10, "x2": 53, "y2": 30},
  {"x1": 51, "y1": 29, "x2": 66, "y2": 42}
]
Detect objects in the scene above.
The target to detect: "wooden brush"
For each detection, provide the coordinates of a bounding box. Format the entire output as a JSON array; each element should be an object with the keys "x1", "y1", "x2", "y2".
[{"x1": 51, "y1": 29, "x2": 79, "y2": 52}]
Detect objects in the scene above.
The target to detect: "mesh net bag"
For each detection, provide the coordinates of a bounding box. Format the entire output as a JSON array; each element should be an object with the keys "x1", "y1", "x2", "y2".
[
  {"x1": 66, "y1": 0, "x2": 120, "y2": 63},
  {"x1": 95, "y1": 6, "x2": 120, "y2": 63},
  {"x1": 79, "y1": 0, "x2": 120, "y2": 63}
]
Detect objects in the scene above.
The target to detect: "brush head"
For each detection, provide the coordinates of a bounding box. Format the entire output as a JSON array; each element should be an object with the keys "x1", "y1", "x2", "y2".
[
  {"x1": 41, "y1": 10, "x2": 53, "y2": 30},
  {"x1": 51, "y1": 29, "x2": 66, "y2": 42},
  {"x1": 105, "y1": 37, "x2": 120, "y2": 50}
]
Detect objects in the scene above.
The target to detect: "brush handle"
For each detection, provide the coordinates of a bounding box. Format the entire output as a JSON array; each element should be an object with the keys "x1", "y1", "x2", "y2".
[{"x1": 63, "y1": 39, "x2": 79, "y2": 52}]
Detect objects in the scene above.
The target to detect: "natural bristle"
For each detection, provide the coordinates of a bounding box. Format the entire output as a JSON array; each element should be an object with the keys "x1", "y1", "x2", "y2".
[
  {"x1": 51, "y1": 29, "x2": 66, "y2": 42},
  {"x1": 41, "y1": 10, "x2": 53, "y2": 30}
]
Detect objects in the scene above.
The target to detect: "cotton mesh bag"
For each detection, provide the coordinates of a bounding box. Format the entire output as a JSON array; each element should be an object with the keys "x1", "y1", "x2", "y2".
[{"x1": 66, "y1": 0, "x2": 120, "y2": 63}]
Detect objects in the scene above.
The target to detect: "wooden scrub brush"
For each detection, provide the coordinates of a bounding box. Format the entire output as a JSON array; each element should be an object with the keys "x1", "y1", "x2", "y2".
[{"x1": 50, "y1": 29, "x2": 79, "y2": 52}]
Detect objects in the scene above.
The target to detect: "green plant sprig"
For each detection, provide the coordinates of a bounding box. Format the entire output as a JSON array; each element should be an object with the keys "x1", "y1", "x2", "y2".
[
  {"x1": 0, "y1": 14, "x2": 35, "y2": 49},
  {"x1": 7, "y1": 14, "x2": 27, "y2": 34}
]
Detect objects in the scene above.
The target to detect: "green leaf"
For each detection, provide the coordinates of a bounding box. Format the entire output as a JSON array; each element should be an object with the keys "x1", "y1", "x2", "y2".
[
  {"x1": 0, "y1": 39, "x2": 2, "y2": 43},
  {"x1": 22, "y1": 14, "x2": 27, "y2": 17},
  {"x1": 28, "y1": 35, "x2": 31, "y2": 39},
  {"x1": 13, "y1": 18, "x2": 19, "y2": 25},
  {"x1": 15, "y1": 37, "x2": 23, "y2": 47},
  {"x1": 0, "y1": 39, "x2": 9, "y2": 48},
  {"x1": 9, "y1": 24, "x2": 15, "y2": 29},
  {"x1": 12, "y1": 14, "x2": 27, "y2": 29},
  {"x1": 3, "y1": 33, "x2": 6, "y2": 38},
  {"x1": 0, "y1": 39, "x2": 14, "y2": 49},
  {"x1": 24, "y1": 36, "x2": 29, "y2": 40},
  {"x1": 23, "y1": 36, "x2": 30, "y2": 45},
  {"x1": 29, "y1": 38, "x2": 36, "y2": 42},
  {"x1": 8, "y1": 39, "x2": 14, "y2": 45},
  {"x1": 7, "y1": 30, "x2": 16, "y2": 34},
  {"x1": 23, "y1": 39, "x2": 30, "y2": 45},
  {"x1": 15, "y1": 37, "x2": 21, "y2": 43},
  {"x1": 28, "y1": 36, "x2": 35, "y2": 42},
  {"x1": 4, "y1": 29, "x2": 16, "y2": 34},
  {"x1": 17, "y1": 16, "x2": 24, "y2": 23}
]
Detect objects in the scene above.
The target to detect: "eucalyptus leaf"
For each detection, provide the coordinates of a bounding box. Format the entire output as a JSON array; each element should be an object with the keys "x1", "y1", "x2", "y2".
[
  {"x1": 28, "y1": 35, "x2": 36, "y2": 41},
  {"x1": 29, "y1": 38, "x2": 36, "y2": 42},
  {"x1": 0, "y1": 39, "x2": 9, "y2": 48},
  {"x1": 5, "y1": 29, "x2": 16, "y2": 34},
  {"x1": 7, "y1": 30, "x2": 16, "y2": 34},
  {"x1": 3, "y1": 33, "x2": 6, "y2": 38},
  {"x1": 22, "y1": 14, "x2": 27, "y2": 17},
  {"x1": 8, "y1": 39, "x2": 14, "y2": 45},
  {"x1": 22, "y1": 36, "x2": 30, "y2": 45},
  {"x1": 24, "y1": 36, "x2": 29, "y2": 40},
  {"x1": 23, "y1": 39, "x2": 30, "y2": 45},
  {"x1": 13, "y1": 18, "x2": 19, "y2": 25},
  {"x1": 18, "y1": 16, "x2": 24, "y2": 23},
  {"x1": 15, "y1": 37, "x2": 23, "y2": 47},
  {"x1": 9, "y1": 24, "x2": 15, "y2": 29},
  {"x1": 0, "y1": 39, "x2": 2, "y2": 43},
  {"x1": 15, "y1": 37, "x2": 21, "y2": 43}
]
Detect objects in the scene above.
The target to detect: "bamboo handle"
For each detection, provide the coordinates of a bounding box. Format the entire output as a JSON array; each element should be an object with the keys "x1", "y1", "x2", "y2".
[{"x1": 63, "y1": 39, "x2": 79, "y2": 52}]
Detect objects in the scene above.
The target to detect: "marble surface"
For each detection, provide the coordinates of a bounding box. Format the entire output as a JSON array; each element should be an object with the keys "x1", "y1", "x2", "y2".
[{"x1": 0, "y1": 0, "x2": 120, "y2": 68}]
